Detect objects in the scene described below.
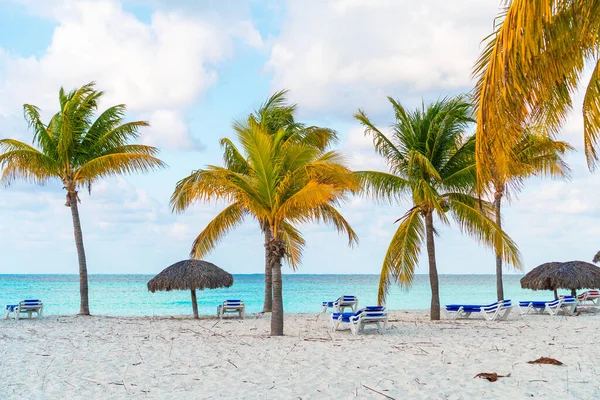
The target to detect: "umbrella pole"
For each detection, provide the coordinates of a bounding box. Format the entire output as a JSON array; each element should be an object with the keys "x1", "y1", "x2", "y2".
[
  {"x1": 553, "y1": 288, "x2": 558, "y2": 299},
  {"x1": 571, "y1": 288, "x2": 577, "y2": 297},
  {"x1": 191, "y1": 289, "x2": 199, "y2": 319}
]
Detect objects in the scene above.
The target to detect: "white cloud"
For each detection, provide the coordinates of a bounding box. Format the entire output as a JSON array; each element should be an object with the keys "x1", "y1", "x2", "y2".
[
  {"x1": 0, "y1": 0, "x2": 262, "y2": 148},
  {"x1": 141, "y1": 109, "x2": 200, "y2": 150},
  {"x1": 266, "y1": 0, "x2": 499, "y2": 115}
]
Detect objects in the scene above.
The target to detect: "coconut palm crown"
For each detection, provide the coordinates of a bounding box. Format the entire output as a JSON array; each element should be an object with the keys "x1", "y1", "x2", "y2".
[
  {"x1": 170, "y1": 114, "x2": 358, "y2": 335},
  {"x1": 0, "y1": 82, "x2": 166, "y2": 315},
  {"x1": 489, "y1": 127, "x2": 572, "y2": 301},
  {"x1": 223, "y1": 90, "x2": 339, "y2": 313},
  {"x1": 355, "y1": 96, "x2": 522, "y2": 320}
]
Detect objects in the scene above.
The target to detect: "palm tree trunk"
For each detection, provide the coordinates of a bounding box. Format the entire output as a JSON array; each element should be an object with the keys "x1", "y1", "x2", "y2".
[
  {"x1": 267, "y1": 236, "x2": 286, "y2": 336},
  {"x1": 68, "y1": 191, "x2": 90, "y2": 316},
  {"x1": 191, "y1": 289, "x2": 199, "y2": 319},
  {"x1": 425, "y1": 211, "x2": 440, "y2": 320},
  {"x1": 494, "y1": 191, "x2": 504, "y2": 301},
  {"x1": 263, "y1": 225, "x2": 273, "y2": 312}
]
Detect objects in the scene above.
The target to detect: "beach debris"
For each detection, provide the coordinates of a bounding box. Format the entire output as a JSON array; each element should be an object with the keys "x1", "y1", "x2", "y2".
[
  {"x1": 362, "y1": 385, "x2": 395, "y2": 399},
  {"x1": 474, "y1": 372, "x2": 510, "y2": 382},
  {"x1": 527, "y1": 357, "x2": 564, "y2": 366}
]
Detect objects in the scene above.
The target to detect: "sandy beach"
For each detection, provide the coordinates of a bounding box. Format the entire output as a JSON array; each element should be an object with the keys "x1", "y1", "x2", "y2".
[{"x1": 1, "y1": 310, "x2": 599, "y2": 399}]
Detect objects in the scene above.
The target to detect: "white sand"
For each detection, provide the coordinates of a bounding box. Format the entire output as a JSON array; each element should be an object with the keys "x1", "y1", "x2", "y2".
[{"x1": 1, "y1": 310, "x2": 599, "y2": 399}]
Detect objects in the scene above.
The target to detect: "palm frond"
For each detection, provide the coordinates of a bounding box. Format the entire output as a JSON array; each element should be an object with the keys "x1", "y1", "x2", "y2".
[
  {"x1": 75, "y1": 152, "x2": 166, "y2": 186},
  {"x1": 584, "y1": 59, "x2": 600, "y2": 169},
  {"x1": 0, "y1": 139, "x2": 60, "y2": 184},
  {"x1": 355, "y1": 170, "x2": 409, "y2": 204},
  {"x1": 378, "y1": 207, "x2": 424, "y2": 304},
  {"x1": 446, "y1": 192, "x2": 522, "y2": 269},
  {"x1": 354, "y1": 109, "x2": 404, "y2": 164},
  {"x1": 220, "y1": 137, "x2": 249, "y2": 174},
  {"x1": 190, "y1": 202, "x2": 246, "y2": 259},
  {"x1": 279, "y1": 222, "x2": 306, "y2": 270}
]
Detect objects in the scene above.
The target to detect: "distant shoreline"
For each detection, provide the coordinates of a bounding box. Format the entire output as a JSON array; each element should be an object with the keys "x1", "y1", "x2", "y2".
[{"x1": 0, "y1": 273, "x2": 526, "y2": 276}]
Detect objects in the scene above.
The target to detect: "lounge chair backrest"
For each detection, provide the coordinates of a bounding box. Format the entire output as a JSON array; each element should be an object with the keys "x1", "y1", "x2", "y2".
[
  {"x1": 223, "y1": 300, "x2": 244, "y2": 306},
  {"x1": 337, "y1": 296, "x2": 357, "y2": 304},
  {"x1": 364, "y1": 306, "x2": 385, "y2": 312},
  {"x1": 20, "y1": 300, "x2": 43, "y2": 309}
]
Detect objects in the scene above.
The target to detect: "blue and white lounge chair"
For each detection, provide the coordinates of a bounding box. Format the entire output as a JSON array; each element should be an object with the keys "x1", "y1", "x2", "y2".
[
  {"x1": 330, "y1": 306, "x2": 388, "y2": 335},
  {"x1": 443, "y1": 300, "x2": 512, "y2": 321},
  {"x1": 519, "y1": 296, "x2": 577, "y2": 316},
  {"x1": 321, "y1": 295, "x2": 358, "y2": 313},
  {"x1": 217, "y1": 300, "x2": 246, "y2": 319},
  {"x1": 4, "y1": 300, "x2": 44, "y2": 320}
]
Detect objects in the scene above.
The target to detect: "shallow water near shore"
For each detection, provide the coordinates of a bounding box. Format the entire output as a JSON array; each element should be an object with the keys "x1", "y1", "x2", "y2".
[{"x1": 0, "y1": 274, "x2": 564, "y2": 316}]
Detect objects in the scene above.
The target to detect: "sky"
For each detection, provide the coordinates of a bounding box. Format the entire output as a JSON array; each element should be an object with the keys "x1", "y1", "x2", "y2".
[{"x1": 0, "y1": 0, "x2": 598, "y2": 276}]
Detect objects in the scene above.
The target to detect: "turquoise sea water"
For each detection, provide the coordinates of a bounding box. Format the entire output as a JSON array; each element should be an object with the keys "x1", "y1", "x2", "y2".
[{"x1": 0, "y1": 274, "x2": 566, "y2": 316}]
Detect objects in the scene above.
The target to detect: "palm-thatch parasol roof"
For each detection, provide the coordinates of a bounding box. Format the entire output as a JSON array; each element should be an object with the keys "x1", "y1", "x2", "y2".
[
  {"x1": 148, "y1": 260, "x2": 234, "y2": 318},
  {"x1": 520, "y1": 261, "x2": 600, "y2": 298}
]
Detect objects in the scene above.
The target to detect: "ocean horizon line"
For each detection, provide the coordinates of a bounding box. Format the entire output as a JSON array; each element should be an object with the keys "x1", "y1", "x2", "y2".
[{"x1": 0, "y1": 272, "x2": 526, "y2": 276}]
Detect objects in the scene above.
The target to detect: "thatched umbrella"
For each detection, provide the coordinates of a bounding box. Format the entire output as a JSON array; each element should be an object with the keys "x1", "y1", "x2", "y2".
[
  {"x1": 148, "y1": 260, "x2": 234, "y2": 319},
  {"x1": 520, "y1": 261, "x2": 600, "y2": 299}
]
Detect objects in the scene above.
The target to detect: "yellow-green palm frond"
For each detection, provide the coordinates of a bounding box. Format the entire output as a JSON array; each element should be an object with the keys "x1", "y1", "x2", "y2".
[
  {"x1": 378, "y1": 207, "x2": 424, "y2": 304},
  {"x1": 171, "y1": 168, "x2": 250, "y2": 212},
  {"x1": 354, "y1": 109, "x2": 404, "y2": 163},
  {"x1": 190, "y1": 202, "x2": 247, "y2": 259},
  {"x1": 445, "y1": 192, "x2": 522, "y2": 269},
  {"x1": 355, "y1": 171, "x2": 409, "y2": 204},
  {"x1": 515, "y1": 130, "x2": 573, "y2": 180},
  {"x1": 473, "y1": 0, "x2": 600, "y2": 180},
  {"x1": 411, "y1": 180, "x2": 449, "y2": 226},
  {"x1": 406, "y1": 149, "x2": 442, "y2": 182},
  {"x1": 220, "y1": 137, "x2": 249, "y2": 174},
  {"x1": 584, "y1": 60, "x2": 600, "y2": 168},
  {"x1": 281, "y1": 126, "x2": 338, "y2": 151},
  {"x1": 0, "y1": 139, "x2": 60, "y2": 184},
  {"x1": 237, "y1": 119, "x2": 278, "y2": 205},
  {"x1": 58, "y1": 82, "x2": 102, "y2": 159},
  {"x1": 304, "y1": 152, "x2": 359, "y2": 191},
  {"x1": 23, "y1": 105, "x2": 58, "y2": 157},
  {"x1": 87, "y1": 121, "x2": 150, "y2": 155},
  {"x1": 279, "y1": 222, "x2": 306, "y2": 270},
  {"x1": 275, "y1": 181, "x2": 337, "y2": 229},
  {"x1": 74, "y1": 151, "x2": 165, "y2": 187}
]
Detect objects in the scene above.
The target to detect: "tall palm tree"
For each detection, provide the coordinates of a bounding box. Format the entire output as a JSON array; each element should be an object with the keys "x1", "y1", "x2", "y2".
[
  {"x1": 490, "y1": 128, "x2": 572, "y2": 301},
  {"x1": 233, "y1": 91, "x2": 338, "y2": 312},
  {"x1": 355, "y1": 96, "x2": 522, "y2": 320},
  {"x1": 171, "y1": 117, "x2": 358, "y2": 335},
  {"x1": 0, "y1": 82, "x2": 166, "y2": 315},
  {"x1": 473, "y1": 1, "x2": 600, "y2": 187}
]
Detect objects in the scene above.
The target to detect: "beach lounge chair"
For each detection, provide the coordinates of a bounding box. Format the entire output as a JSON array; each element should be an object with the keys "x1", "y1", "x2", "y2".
[
  {"x1": 4, "y1": 300, "x2": 44, "y2": 320},
  {"x1": 321, "y1": 295, "x2": 358, "y2": 313},
  {"x1": 519, "y1": 296, "x2": 577, "y2": 316},
  {"x1": 577, "y1": 290, "x2": 600, "y2": 308},
  {"x1": 217, "y1": 300, "x2": 245, "y2": 319},
  {"x1": 330, "y1": 306, "x2": 388, "y2": 335},
  {"x1": 443, "y1": 300, "x2": 513, "y2": 321}
]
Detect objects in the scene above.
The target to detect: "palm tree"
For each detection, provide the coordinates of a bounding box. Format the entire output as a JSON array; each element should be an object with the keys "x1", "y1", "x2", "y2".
[
  {"x1": 473, "y1": 1, "x2": 599, "y2": 187},
  {"x1": 490, "y1": 128, "x2": 572, "y2": 301},
  {"x1": 0, "y1": 82, "x2": 166, "y2": 315},
  {"x1": 355, "y1": 96, "x2": 522, "y2": 320},
  {"x1": 171, "y1": 117, "x2": 358, "y2": 335},
  {"x1": 233, "y1": 91, "x2": 338, "y2": 312}
]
